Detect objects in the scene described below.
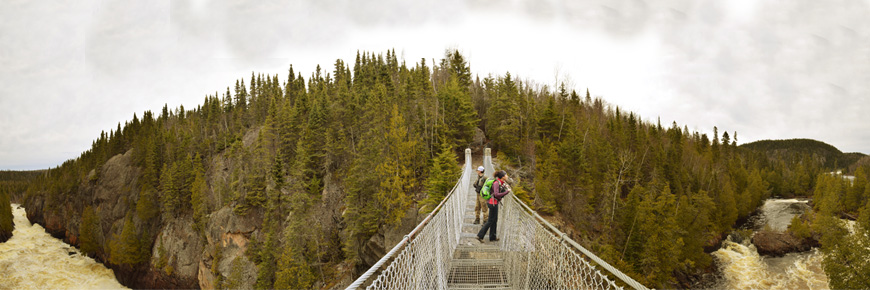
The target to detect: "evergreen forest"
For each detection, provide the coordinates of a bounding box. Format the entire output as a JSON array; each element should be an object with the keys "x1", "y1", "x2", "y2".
[
  {"x1": 0, "y1": 170, "x2": 44, "y2": 242},
  {"x1": 6, "y1": 50, "x2": 870, "y2": 289}
]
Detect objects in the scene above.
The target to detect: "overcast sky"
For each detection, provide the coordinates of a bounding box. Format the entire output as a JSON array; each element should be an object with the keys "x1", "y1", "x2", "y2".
[{"x1": 2, "y1": 0, "x2": 869, "y2": 170}]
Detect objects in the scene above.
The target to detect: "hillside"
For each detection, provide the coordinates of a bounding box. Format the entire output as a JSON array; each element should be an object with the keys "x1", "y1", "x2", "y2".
[
  {"x1": 12, "y1": 49, "x2": 825, "y2": 289},
  {"x1": 0, "y1": 170, "x2": 43, "y2": 242},
  {"x1": 741, "y1": 138, "x2": 865, "y2": 170},
  {"x1": 16, "y1": 50, "x2": 478, "y2": 289}
]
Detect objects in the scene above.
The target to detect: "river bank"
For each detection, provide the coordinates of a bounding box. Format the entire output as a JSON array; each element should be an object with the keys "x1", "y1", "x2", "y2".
[
  {"x1": 0, "y1": 204, "x2": 126, "y2": 289},
  {"x1": 692, "y1": 199, "x2": 830, "y2": 290}
]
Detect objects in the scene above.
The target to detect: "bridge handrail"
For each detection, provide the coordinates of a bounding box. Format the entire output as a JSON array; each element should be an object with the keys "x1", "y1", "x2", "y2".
[
  {"x1": 507, "y1": 192, "x2": 649, "y2": 290},
  {"x1": 486, "y1": 152, "x2": 649, "y2": 290},
  {"x1": 346, "y1": 148, "x2": 472, "y2": 290},
  {"x1": 349, "y1": 149, "x2": 649, "y2": 290}
]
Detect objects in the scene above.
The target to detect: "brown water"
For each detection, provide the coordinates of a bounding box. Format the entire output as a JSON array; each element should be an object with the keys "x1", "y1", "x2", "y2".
[
  {"x1": 0, "y1": 204, "x2": 127, "y2": 290},
  {"x1": 712, "y1": 240, "x2": 828, "y2": 289},
  {"x1": 708, "y1": 199, "x2": 829, "y2": 290}
]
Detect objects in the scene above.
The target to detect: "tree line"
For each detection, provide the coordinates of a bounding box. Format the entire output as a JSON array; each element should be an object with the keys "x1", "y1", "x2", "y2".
[
  {"x1": 12, "y1": 49, "x2": 860, "y2": 289},
  {"x1": 788, "y1": 161, "x2": 870, "y2": 289},
  {"x1": 19, "y1": 50, "x2": 475, "y2": 289},
  {"x1": 0, "y1": 170, "x2": 43, "y2": 242}
]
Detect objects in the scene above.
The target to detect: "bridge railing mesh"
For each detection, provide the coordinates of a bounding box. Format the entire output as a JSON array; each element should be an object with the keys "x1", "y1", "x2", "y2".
[
  {"x1": 348, "y1": 149, "x2": 473, "y2": 290},
  {"x1": 349, "y1": 149, "x2": 648, "y2": 290},
  {"x1": 487, "y1": 154, "x2": 648, "y2": 290}
]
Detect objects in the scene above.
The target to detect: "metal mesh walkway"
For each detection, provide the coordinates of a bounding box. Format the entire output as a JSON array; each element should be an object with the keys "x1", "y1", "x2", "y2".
[{"x1": 347, "y1": 149, "x2": 649, "y2": 290}]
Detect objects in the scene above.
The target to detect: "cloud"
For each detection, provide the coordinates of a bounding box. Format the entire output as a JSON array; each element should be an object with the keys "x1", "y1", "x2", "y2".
[
  {"x1": 497, "y1": 0, "x2": 870, "y2": 153},
  {"x1": 2, "y1": 0, "x2": 869, "y2": 170}
]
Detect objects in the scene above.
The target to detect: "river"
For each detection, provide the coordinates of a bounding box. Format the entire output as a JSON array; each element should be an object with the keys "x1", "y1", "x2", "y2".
[
  {"x1": 706, "y1": 199, "x2": 829, "y2": 290},
  {"x1": 0, "y1": 204, "x2": 126, "y2": 289}
]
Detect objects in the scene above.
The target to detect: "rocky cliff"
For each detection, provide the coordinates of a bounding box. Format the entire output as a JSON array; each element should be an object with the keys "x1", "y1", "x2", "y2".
[
  {"x1": 21, "y1": 146, "x2": 419, "y2": 289},
  {"x1": 22, "y1": 149, "x2": 270, "y2": 289}
]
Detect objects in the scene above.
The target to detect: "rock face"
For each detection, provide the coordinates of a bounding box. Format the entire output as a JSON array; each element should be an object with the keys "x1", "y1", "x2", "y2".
[
  {"x1": 751, "y1": 231, "x2": 819, "y2": 257},
  {"x1": 198, "y1": 206, "x2": 261, "y2": 289},
  {"x1": 20, "y1": 127, "x2": 361, "y2": 289},
  {"x1": 150, "y1": 217, "x2": 203, "y2": 287},
  {"x1": 359, "y1": 206, "x2": 419, "y2": 268},
  {"x1": 22, "y1": 150, "x2": 208, "y2": 289}
]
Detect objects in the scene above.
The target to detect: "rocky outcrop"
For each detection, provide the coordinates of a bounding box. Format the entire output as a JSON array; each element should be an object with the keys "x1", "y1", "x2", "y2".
[
  {"x1": 21, "y1": 125, "x2": 354, "y2": 289},
  {"x1": 150, "y1": 216, "x2": 203, "y2": 288},
  {"x1": 198, "y1": 206, "x2": 262, "y2": 289},
  {"x1": 359, "y1": 206, "x2": 419, "y2": 268},
  {"x1": 22, "y1": 150, "x2": 203, "y2": 289},
  {"x1": 751, "y1": 231, "x2": 819, "y2": 256}
]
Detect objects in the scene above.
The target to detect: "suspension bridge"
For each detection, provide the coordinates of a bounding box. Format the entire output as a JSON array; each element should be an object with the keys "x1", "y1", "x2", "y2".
[{"x1": 347, "y1": 149, "x2": 649, "y2": 290}]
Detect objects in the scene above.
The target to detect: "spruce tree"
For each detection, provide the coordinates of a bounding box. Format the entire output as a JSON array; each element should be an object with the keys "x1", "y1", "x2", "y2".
[
  {"x1": 376, "y1": 104, "x2": 418, "y2": 226},
  {"x1": 636, "y1": 183, "x2": 682, "y2": 287},
  {"x1": 435, "y1": 76, "x2": 478, "y2": 149},
  {"x1": 80, "y1": 206, "x2": 102, "y2": 256},
  {"x1": 274, "y1": 243, "x2": 314, "y2": 289},
  {"x1": 109, "y1": 214, "x2": 147, "y2": 266},
  {"x1": 488, "y1": 73, "x2": 522, "y2": 156},
  {"x1": 422, "y1": 144, "x2": 459, "y2": 212},
  {"x1": 190, "y1": 153, "x2": 208, "y2": 231}
]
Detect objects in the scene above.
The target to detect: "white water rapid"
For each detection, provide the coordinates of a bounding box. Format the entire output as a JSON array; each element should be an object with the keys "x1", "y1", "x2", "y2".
[
  {"x1": 709, "y1": 199, "x2": 829, "y2": 290},
  {"x1": 0, "y1": 204, "x2": 127, "y2": 290},
  {"x1": 713, "y1": 239, "x2": 828, "y2": 289}
]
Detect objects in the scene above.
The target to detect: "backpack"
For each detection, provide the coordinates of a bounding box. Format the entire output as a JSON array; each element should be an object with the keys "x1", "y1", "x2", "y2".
[{"x1": 480, "y1": 179, "x2": 495, "y2": 200}]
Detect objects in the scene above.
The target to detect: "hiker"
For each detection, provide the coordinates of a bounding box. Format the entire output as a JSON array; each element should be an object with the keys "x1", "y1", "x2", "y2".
[
  {"x1": 477, "y1": 170, "x2": 511, "y2": 243},
  {"x1": 473, "y1": 166, "x2": 488, "y2": 224}
]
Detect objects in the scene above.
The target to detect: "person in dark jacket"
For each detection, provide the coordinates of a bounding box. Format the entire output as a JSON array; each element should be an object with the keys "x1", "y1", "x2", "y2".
[
  {"x1": 473, "y1": 166, "x2": 488, "y2": 224},
  {"x1": 477, "y1": 170, "x2": 511, "y2": 243}
]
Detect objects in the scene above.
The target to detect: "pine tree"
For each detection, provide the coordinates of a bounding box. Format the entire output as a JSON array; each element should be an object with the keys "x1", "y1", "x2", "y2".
[
  {"x1": 274, "y1": 243, "x2": 315, "y2": 290},
  {"x1": 537, "y1": 97, "x2": 560, "y2": 140},
  {"x1": 819, "y1": 205, "x2": 870, "y2": 289},
  {"x1": 488, "y1": 73, "x2": 522, "y2": 156},
  {"x1": 446, "y1": 49, "x2": 472, "y2": 92},
  {"x1": 225, "y1": 257, "x2": 248, "y2": 290},
  {"x1": 159, "y1": 163, "x2": 177, "y2": 215},
  {"x1": 109, "y1": 214, "x2": 147, "y2": 266},
  {"x1": 435, "y1": 76, "x2": 478, "y2": 149},
  {"x1": 422, "y1": 144, "x2": 459, "y2": 213},
  {"x1": 80, "y1": 206, "x2": 102, "y2": 256},
  {"x1": 190, "y1": 153, "x2": 208, "y2": 231},
  {"x1": 844, "y1": 166, "x2": 867, "y2": 213},
  {"x1": 376, "y1": 104, "x2": 418, "y2": 226},
  {"x1": 533, "y1": 141, "x2": 560, "y2": 213},
  {"x1": 635, "y1": 183, "x2": 682, "y2": 287},
  {"x1": 675, "y1": 191, "x2": 714, "y2": 271}
]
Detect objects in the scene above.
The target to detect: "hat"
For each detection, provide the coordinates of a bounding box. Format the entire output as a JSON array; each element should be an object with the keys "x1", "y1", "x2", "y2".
[{"x1": 477, "y1": 166, "x2": 485, "y2": 172}]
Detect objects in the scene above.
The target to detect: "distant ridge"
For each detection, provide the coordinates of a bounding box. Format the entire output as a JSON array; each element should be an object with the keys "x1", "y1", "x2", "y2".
[{"x1": 741, "y1": 138, "x2": 865, "y2": 170}]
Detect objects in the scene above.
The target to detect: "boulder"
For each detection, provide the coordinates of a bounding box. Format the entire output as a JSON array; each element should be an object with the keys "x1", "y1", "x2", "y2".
[{"x1": 751, "y1": 231, "x2": 819, "y2": 257}]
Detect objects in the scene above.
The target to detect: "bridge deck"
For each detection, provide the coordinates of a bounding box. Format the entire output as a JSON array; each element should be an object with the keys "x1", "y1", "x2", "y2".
[
  {"x1": 447, "y1": 188, "x2": 510, "y2": 290},
  {"x1": 349, "y1": 149, "x2": 647, "y2": 290}
]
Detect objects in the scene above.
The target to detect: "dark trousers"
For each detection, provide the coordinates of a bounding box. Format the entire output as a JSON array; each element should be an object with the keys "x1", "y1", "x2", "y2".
[{"x1": 477, "y1": 202, "x2": 498, "y2": 241}]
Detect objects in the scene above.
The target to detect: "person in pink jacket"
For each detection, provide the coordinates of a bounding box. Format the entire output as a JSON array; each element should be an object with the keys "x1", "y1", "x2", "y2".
[{"x1": 477, "y1": 170, "x2": 511, "y2": 243}]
